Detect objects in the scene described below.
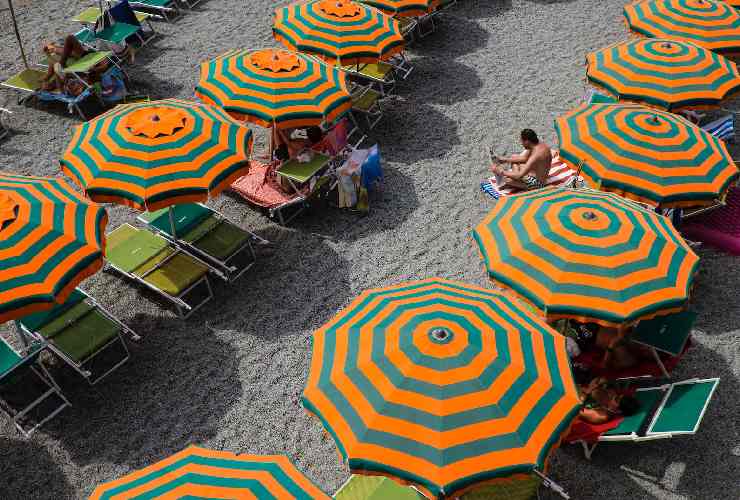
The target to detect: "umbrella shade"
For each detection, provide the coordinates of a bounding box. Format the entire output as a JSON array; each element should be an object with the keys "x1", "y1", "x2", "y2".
[
  {"x1": 303, "y1": 278, "x2": 580, "y2": 500},
  {"x1": 586, "y1": 38, "x2": 740, "y2": 110},
  {"x1": 195, "y1": 48, "x2": 352, "y2": 129},
  {"x1": 90, "y1": 446, "x2": 330, "y2": 499},
  {"x1": 60, "y1": 98, "x2": 252, "y2": 212},
  {"x1": 555, "y1": 103, "x2": 738, "y2": 207},
  {"x1": 273, "y1": 0, "x2": 405, "y2": 65},
  {"x1": 473, "y1": 187, "x2": 699, "y2": 328},
  {"x1": 0, "y1": 173, "x2": 106, "y2": 323},
  {"x1": 359, "y1": 0, "x2": 436, "y2": 17},
  {"x1": 624, "y1": 0, "x2": 740, "y2": 55}
]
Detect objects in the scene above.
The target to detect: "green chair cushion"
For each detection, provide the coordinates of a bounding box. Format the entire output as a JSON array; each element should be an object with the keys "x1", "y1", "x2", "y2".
[
  {"x1": 35, "y1": 301, "x2": 95, "y2": 339},
  {"x1": 138, "y1": 252, "x2": 208, "y2": 296},
  {"x1": 95, "y1": 22, "x2": 140, "y2": 44},
  {"x1": 45, "y1": 308, "x2": 120, "y2": 362},
  {"x1": 184, "y1": 217, "x2": 249, "y2": 261},
  {"x1": 462, "y1": 476, "x2": 541, "y2": 500},
  {"x1": 18, "y1": 289, "x2": 88, "y2": 332},
  {"x1": 359, "y1": 62, "x2": 393, "y2": 80},
  {"x1": 0, "y1": 340, "x2": 22, "y2": 378},
  {"x1": 649, "y1": 380, "x2": 717, "y2": 434},
  {"x1": 632, "y1": 311, "x2": 696, "y2": 356},
  {"x1": 2, "y1": 68, "x2": 44, "y2": 92},
  {"x1": 62, "y1": 51, "x2": 111, "y2": 73},
  {"x1": 106, "y1": 225, "x2": 170, "y2": 273},
  {"x1": 604, "y1": 389, "x2": 663, "y2": 436},
  {"x1": 278, "y1": 154, "x2": 330, "y2": 183},
  {"x1": 141, "y1": 204, "x2": 211, "y2": 238},
  {"x1": 352, "y1": 89, "x2": 380, "y2": 111},
  {"x1": 335, "y1": 475, "x2": 423, "y2": 500}
]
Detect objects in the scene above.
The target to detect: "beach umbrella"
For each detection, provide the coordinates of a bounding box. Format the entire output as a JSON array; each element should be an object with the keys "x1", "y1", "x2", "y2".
[
  {"x1": 473, "y1": 187, "x2": 699, "y2": 329},
  {"x1": 0, "y1": 173, "x2": 106, "y2": 323},
  {"x1": 624, "y1": 0, "x2": 740, "y2": 55},
  {"x1": 195, "y1": 48, "x2": 352, "y2": 129},
  {"x1": 60, "y1": 98, "x2": 252, "y2": 212},
  {"x1": 555, "y1": 102, "x2": 738, "y2": 208},
  {"x1": 273, "y1": 0, "x2": 405, "y2": 65},
  {"x1": 89, "y1": 445, "x2": 330, "y2": 499},
  {"x1": 303, "y1": 278, "x2": 581, "y2": 499},
  {"x1": 359, "y1": 0, "x2": 437, "y2": 17},
  {"x1": 586, "y1": 38, "x2": 740, "y2": 111}
]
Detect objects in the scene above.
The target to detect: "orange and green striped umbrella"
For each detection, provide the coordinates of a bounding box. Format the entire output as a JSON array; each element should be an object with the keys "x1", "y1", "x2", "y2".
[
  {"x1": 721, "y1": 0, "x2": 740, "y2": 7},
  {"x1": 587, "y1": 38, "x2": 740, "y2": 111},
  {"x1": 303, "y1": 278, "x2": 580, "y2": 499},
  {"x1": 624, "y1": 0, "x2": 740, "y2": 55},
  {"x1": 273, "y1": 0, "x2": 405, "y2": 65},
  {"x1": 195, "y1": 48, "x2": 352, "y2": 129},
  {"x1": 90, "y1": 446, "x2": 330, "y2": 499},
  {"x1": 555, "y1": 103, "x2": 738, "y2": 208},
  {"x1": 0, "y1": 173, "x2": 106, "y2": 323},
  {"x1": 60, "y1": 99, "x2": 252, "y2": 212},
  {"x1": 473, "y1": 188, "x2": 699, "y2": 328},
  {"x1": 359, "y1": 0, "x2": 436, "y2": 17}
]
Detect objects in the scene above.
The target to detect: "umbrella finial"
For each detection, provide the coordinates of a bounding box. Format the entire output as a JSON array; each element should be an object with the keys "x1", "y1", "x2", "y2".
[
  {"x1": 582, "y1": 211, "x2": 598, "y2": 221},
  {"x1": 429, "y1": 327, "x2": 453, "y2": 343}
]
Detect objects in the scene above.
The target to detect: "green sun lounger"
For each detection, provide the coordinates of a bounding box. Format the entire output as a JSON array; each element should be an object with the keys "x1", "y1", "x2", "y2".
[
  {"x1": 137, "y1": 203, "x2": 257, "y2": 282},
  {"x1": 1, "y1": 67, "x2": 97, "y2": 119},
  {"x1": 351, "y1": 85, "x2": 384, "y2": 133},
  {"x1": 0, "y1": 337, "x2": 70, "y2": 438},
  {"x1": 627, "y1": 310, "x2": 696, "y2": 378},
  {"x1": 16, "y1": 288, "x2": 137, "y2": 385},
  {"x1": 579, "y1": 378, "x2": 720, "y2": 459},
  {"x1": 1, "y1": 68, "x2": 44, "y2": 93},
  {"x1": 343, "y1": 61, "x2": 398, "y2": 95},
  {"x1": 105, "y1": 224, "x2": 213, "y2": 318},
  {"x1": 334, "y1": 475, "x2": 424, "y2": 499}
]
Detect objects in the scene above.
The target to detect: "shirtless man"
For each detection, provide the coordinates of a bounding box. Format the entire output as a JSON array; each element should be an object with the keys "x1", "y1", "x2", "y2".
[{"x1": 491, "y1": 129, "x2": 552, "y2": 190}]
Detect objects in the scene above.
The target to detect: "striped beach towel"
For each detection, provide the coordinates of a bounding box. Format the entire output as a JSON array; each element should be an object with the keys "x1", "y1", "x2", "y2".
[
  {"x1": 702, "y1": 114, "x2": 734, "y2": 142},
  {"x1": 481, "y1": 151, "x2": 579, "y2": 200}
]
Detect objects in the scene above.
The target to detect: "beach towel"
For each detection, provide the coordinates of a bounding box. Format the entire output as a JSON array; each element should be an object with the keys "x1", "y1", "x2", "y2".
[
  {"x1": 480, "y1": 150, "x2": 578, "y2": 200},
  {"x1": 231, "y1": 161, "x2": 304, "y2": 209},
  {"x1": 682, "y1": 186, "x2": 740, "y2": 254}
]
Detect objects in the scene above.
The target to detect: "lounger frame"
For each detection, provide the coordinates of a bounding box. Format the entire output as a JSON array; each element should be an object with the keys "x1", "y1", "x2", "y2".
[
  {"x1": 0, "y1": 107, "x2": 10, "y2": 140},
  {"x1": 0, "y1": 340, "x2": 71, "y2": 438},
  {"x1": 16, "y1": 290, "x2": 137, "y2": 385}
]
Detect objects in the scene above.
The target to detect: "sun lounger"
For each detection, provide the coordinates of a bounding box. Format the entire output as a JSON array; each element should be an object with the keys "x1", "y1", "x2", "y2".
[
  {"x1": 137, "y1": 203, "x2": 257, "y2": 282},
  {"x1": 0, "y1": 337, "x2": 70, "y2": 438},
  {"x1": 1, "y1": 67, "x2": 96, "y2": 119},
  {"x1": 481, "y1": 150, "x2": 580, "y2": 200},
  {"x1": 105, "y1": 224, "x2": 213, "y2": 318},
  {"x1": 334, "y1": 475, "x2": 424, "y2": 499},
  {"x1": 351, "y1": 85, "x2": 385, "y2": 133},
  {"x1": 112, "y1": 0, "x2": 180, "y2": 22},
  {"x1": 74, "y1": 5, "x2": 155, "y2": 33},
  {"x1": 342, "y1": 54, "x2": 413, "y2": 95},
  {"x1": 16, "y1": 288, "x2": 136, "y2": 385},
  {"x1": 567, "y1": 378, "x2": 719, "y2": 459}
]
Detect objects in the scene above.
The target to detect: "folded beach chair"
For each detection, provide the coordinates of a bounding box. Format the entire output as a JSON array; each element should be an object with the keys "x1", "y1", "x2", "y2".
[
  {"x1": 0, "y1": 337, "x2": 70, "y2": 437},
  {"x1": 481, "y1": 151, "x2": 580, "y2": 200},
  {"x1": 105, "y1": 224, "x2": 214, "y2": 318},
  {"x1": 16, "y1": 289, "x2": 136, "y2": 385},
  {"x1": 137, "y1": 203, "x2": 257, "y2": 282},
  {"x1": 566, "y1": 378, "x2": 719, "y2": 459},
  {"x1": 0, "y1": 107, "x2": 10, "y2": 140}
]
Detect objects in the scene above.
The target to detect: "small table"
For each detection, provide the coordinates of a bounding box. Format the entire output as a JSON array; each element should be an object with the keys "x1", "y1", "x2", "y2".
[{"x1": 277, "y1": 153, "x2": 331, "y2": 194}]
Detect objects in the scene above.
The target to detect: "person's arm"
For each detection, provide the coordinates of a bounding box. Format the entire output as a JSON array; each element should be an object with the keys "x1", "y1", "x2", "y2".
[
  {"x1": 579, "y1": 407, "x2": 611, "y2": 425},
  {"x1": 503, "y1": 151, "x2": 538, "y2": 180},
  {"x1": 498, "y1": 150, "x2": 529, "y2": 165}
]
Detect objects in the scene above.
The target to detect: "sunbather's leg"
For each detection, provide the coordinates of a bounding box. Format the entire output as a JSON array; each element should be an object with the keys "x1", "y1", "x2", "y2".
[{"x1": 60, "y1": 35, "x2": 86, "y2": 67}]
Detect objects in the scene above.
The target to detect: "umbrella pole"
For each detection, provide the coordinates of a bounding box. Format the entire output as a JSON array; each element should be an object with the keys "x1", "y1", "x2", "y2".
[
  {"x1": 7, "y1": 0, "x2": 29, "y2": 70},
  {"x1": 168, "y1": 205, "x2": 177, "y2": 239}
]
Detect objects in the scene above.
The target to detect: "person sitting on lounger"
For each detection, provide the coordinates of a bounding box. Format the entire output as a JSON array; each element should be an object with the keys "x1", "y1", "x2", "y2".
[
  {"x1": 40, "y1": 35, "x2": 107, "y2": 94},
  {"x1": 491, "y1": 129, "x2": 551, "y2": 190},
  {"x1": 575, "y1": 372, "x2": 641, "y2": 424}
]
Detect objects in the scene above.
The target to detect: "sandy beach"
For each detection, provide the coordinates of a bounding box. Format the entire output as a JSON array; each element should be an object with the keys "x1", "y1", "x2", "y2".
[{"x1": 0, "y1": 1, "x2": 738, "y2": 498}]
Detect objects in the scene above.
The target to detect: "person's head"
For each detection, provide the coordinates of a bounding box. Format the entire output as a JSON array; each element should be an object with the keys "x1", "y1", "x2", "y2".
[
  {"x1": 306, "y1": 126, "x2": 323, "y2": 145},
  {"x1": 520, "y1": 129, "x2": 539, "y2": 149},
  {"x1": 618, "y1": 395, "x2": 641, "y2": 416},
  {"x1": 274, "y1": 143, "x2": 289, "y2": 162}
]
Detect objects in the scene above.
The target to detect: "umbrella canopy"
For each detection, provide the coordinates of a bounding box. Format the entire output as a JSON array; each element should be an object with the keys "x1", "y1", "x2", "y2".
[
  {"x1": 90, "y1": 446, "x2": 330, "y2": 499},
  {"x1": 586, "y1": 38, "x2": 740, "y2": 110},
  {"x1": 555, "y1": 103, "x2": 738, "y2": 207},
  {"x1": 624, "y1": 0, "x2": 740, "y2": 55},
  {"x1": 195, "y1": 48, "x2": 352, "y2": 129},
  {"x1": 303, "y1": 278, "x2": 580, "y2": 499},
  {"x1": 60, "y1": 98, "x2": 252, "y2": 211},
  {"x1": 0, "y1": 173, "x2": 106, "y2": 323},
  {"x1": 473, "y1": 187, "x2": 699, "y2": 328},
  {"x1": 273, "y1": 0, "x2": 405, "y2": 65},
  {"x1": 359, "y1": 0, "x2": 436, "y2": 17}
]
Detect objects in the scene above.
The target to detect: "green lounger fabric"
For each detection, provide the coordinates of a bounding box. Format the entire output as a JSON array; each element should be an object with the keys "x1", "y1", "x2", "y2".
[
  {"x1": 19, "y1": 289, "x2": 88, "y2": 332},
  {"x1": 184, "y1": 216, "x2": 249, "y2": 260},
  {"x1": 138, "y1": 251, "x2": 208, "y2": 295},
  {"x1": 0, "y1": 340, "x2": 22, "y2": 378},
  {"x1": 95, "y1": 23, "x2": 140, "y2": 44},
  {"x1": 632, "y1": 311, "x2": 696, "y2": 356},
  {"x1": 335, "y1": 475, "x2": 423, "y2": 500},
  {"x1": 75, "y1": 28, "x2": 97, "y2": 45},
  {"x1": 39, "y1": 304, "x2": 119, "y2": 362},
  {"x1": 461, "y1": 476, "x2": 541, "y2": 500},
  {"x1": 141, "y1": 204, "x2": 211, "y2": 237},
  {"x1": 352, "y1": 89, "x2": 380, "y2": 111},
  {"x1": 106, "y1": 225, "x2": 169, "y2": 273},
  {"x1": 136, "y1": 0, "x2": 173, "y2": 7},
  {"x1": 604, "y1": 389, "x2": 663, "y2": 436},
  {"x1": 650, "y1": 381, "x2": 716, "y2": 434},
  {"x1": 589, "y1": 93, "x2": 617, "y2": 105},
  {"x1": 2, "y1": 68, "x2": 44, "y2": 92},
  {"x1": 279, "y1": 154, "x2": 330, "y2": 183},
  {"x1": 74, "y1": 7, "x2": 150, "y2": 24},
  {"x1": 62, "y1": 51, "x2": 112, "y2": 73}
]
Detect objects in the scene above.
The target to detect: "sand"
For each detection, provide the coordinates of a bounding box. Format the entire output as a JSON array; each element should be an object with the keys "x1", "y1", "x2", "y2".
[{"x1": 0, "y1": 1, "x2": 738, "y2": 498}]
